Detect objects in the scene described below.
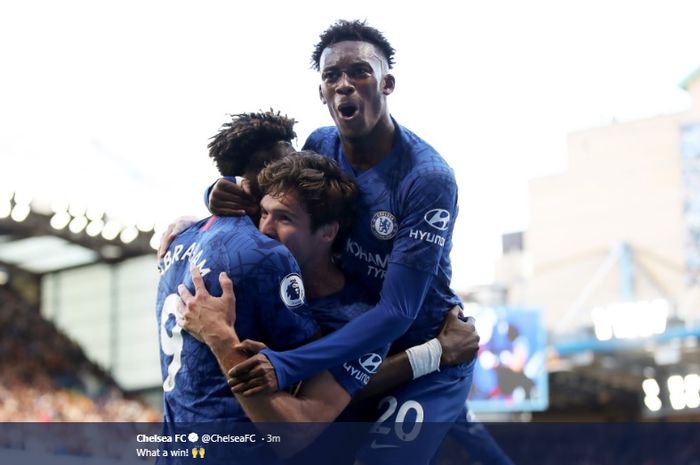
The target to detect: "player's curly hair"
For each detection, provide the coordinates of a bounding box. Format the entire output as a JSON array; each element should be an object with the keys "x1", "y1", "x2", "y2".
[
  {"x1": 208, "y1": 110, "x2": 296, "y2": 176},
  {"x1": 258, "y1": 151, "x2": 358, "y2": 253},
  {"x1": 311, "y1": 19, "x2": 395, "y2": 71}
]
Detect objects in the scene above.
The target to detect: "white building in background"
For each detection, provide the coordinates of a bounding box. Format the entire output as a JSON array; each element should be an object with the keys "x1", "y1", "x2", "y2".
[
  {"x1": 495, "y1": 66, "x2": 700, "y2": 334},
  {"x1": 487, "y1": 67, "x2": 700, "y2": 418}
]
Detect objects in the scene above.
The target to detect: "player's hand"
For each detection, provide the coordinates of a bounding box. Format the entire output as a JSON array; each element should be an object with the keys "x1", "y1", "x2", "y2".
[
  {"x1": 158, "y1": 216, "x2": 198, "y2": 259},
  {"x1": 209, "y1": 178, "x2": 259, "y2": 217},
  {"x1": 227, "y1": 353, "x2": 278, "y2": 396},
  {"x1": 438, "y1": 306, "x2": 480, "y2": 366},
  {"x1": 177, "y1": 265, "x2": 238, "y2": 345},
  {"x1": 235, "y1": 339, "x2": 268, "y2": 355}
]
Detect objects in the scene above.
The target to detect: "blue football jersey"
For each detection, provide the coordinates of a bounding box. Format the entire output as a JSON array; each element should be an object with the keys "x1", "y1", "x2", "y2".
[
  {"x1": 156, "y1": 215, "x2": 319, "y2": 422},
  {"x1": 303, "y1": 120, "x2": 461, "y2": 351},
  {"x1": 308, "y1": 282, "x2": 388, "y2": 397}
]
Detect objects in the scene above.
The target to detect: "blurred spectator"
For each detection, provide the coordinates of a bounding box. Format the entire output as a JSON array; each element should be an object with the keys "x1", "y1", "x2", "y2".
[{"x1": 0, "y1": 286, "x2": 160, "y2": 422}]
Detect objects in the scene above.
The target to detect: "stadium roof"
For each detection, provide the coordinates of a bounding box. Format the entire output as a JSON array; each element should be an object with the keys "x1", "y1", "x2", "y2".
[{"x1": 0, "y1": 192, "x2": 156, "y2": 276}]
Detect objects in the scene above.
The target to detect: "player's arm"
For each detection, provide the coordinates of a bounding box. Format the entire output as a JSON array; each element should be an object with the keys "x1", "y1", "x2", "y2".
[
  {"x1": 354, "y1": 307, "x2": 479, "y2": 402},
  {"x1": 234, "y1": 170, "x2": 458, "y2": 391},
  {"x1": 230, "y1": 262, "x2": 430, "y2": 392},
  {"x1": 227, "y1": 308, "x2": 478, "y2": 399},
  {"x1": 229, "y1": 306, "x2": 480, "y2": 400},
  {"x1": 177, "y1": 267, "x2": 349, "y2": 421},
  {"x1": 178, "y1": 267, "x2": 350, "y2": 456},
  {"x1": 178, "y1": 268, "x2": 350, "y2": 457}
]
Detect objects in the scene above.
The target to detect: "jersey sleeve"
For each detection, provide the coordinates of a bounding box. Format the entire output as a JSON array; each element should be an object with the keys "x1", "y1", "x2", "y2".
[
  {"x1": 302, "y1": 127, "x2": 337, "y2": 159},
  {"x1": 302, "y1": 130, "x2": 321, "y2": 152},
  {"x1": 327, "y1": 344, "x2": 390, "y2": 397},
  {"x1": 203, "y1": 183, "x2": 214, "y2": 211},
  {"x1": 389, "y1": 167, "x2": 458, "y2": 275},
  {"x1": 248, "y1": 248, "x2": 319, "y2": 350},
  {"x1": 261, "y1": 263, "x2": 432, "y2": 389}
]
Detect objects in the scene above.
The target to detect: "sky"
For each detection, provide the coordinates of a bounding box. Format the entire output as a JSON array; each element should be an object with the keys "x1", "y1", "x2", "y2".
[{"x1": 1, "y1": 0, "x2": 700, "y2": 290}]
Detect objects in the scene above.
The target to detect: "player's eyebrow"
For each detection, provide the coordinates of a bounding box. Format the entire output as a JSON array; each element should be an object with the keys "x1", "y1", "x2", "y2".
[
  {"x1": 323, "y1": 59, "x2": 372, "y2": 71},
  {"x1": 269, "y1": 203, "x2": 298, "y2": 218}
]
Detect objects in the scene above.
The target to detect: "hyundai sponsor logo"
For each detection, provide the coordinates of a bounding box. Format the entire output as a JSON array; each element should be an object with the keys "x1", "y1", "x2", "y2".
[{"x1": 424, "y1": 209, "x2": 450, "y2": 231}]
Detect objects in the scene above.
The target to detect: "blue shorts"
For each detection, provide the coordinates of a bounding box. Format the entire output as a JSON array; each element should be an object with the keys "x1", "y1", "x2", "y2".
[{"x1": 355, "y1": 360, "x2": 475, "y2": 465}]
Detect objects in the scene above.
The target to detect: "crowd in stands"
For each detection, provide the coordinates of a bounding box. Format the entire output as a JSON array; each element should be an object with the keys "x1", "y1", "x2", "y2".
[{"x1": 0, "y1": 286, "x2": 160, "y2": 422}]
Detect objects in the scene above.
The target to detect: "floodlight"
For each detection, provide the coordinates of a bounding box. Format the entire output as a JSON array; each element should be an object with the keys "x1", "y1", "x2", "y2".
[
  {"x1": 69, "y1": 216, "x2": 88, "y2": 234},
  {"x1": 120, "y1": 226, "x2": 139, "y2": 244},
  {"x1": 101, "y1": 220, "x2": 122, "y2": 240},
  {"x1": 86, "y1": 219, "x2": 105, "y2": 237},
  {"x1": 50, "y1": 212, "x2": 71, "y2": 230},
  {"x1": 10, "y1": 204, "x2": 30, "y2": 222}
]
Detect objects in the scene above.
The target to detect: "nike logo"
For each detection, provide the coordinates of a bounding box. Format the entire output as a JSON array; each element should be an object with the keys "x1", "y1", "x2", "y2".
[{"x1": 370, "y1": 439, "x2": 399, "y2": 449}]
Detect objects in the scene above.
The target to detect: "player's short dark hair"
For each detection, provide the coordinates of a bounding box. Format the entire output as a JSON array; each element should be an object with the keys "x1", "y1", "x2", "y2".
[
  {"x1": 311, "y1": 19, "x2": 395, "y2": 71},
  {"x1": 208, "y1": 110, "x2": 296, "y2": 176},
  {"x1": 258, "y1": 151, "x2": 358, "y2": 253}
]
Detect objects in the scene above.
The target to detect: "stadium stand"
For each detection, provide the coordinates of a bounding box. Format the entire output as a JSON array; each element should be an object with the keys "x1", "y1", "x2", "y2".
[{"x1": 0, "y1": 285, "x2": 159, "y2": 422}]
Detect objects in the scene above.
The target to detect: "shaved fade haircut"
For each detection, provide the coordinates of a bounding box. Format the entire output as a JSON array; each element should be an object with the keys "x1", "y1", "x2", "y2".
[
  {"x1": 311, "y1": 19, "x2": 396, "y2": 71},
  {"x1": 208, "y1": 110, "x2": 296, "y2": 176}
]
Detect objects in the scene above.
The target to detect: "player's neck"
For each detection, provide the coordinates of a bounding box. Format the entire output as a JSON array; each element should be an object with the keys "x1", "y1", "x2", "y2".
[
  {"x1": 341, "y1": 114, "x2": 395, "y2": 172},
  {"x1": 303, "y1": 259, "x2": 345, "y2": 300}
]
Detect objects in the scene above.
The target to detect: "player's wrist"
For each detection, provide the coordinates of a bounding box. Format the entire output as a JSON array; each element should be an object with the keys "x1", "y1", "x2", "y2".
[
  {"x1": 405, "y1": 338, "x2": 442, "y2": 379},
  {"x1": 205, "y1": 326, "x2": 239, "y2": 351},
  {"x1": 438, "y1": 341, "x2": 456, "y2": 366}
]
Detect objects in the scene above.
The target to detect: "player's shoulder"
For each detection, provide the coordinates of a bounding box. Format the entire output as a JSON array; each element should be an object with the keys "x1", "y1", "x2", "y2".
[
  {"x1": 396, "y1": 123, "x2": 455, "y2": 180},
  {"x1": 307, "y1": 125, "x2": 338, "y2": 140},
  {"x1": 199, "y1": 216, "x2": 296, "y2": 268},
  {"x1": 254, "y1": 235, "x2": 299, "y2": 264},
  {"x1": 233, "y1": 227, "x2": 300, "y2": 272},
  {"x1": 159, "y1": 217, "x2": 215, "y2": 277},
  {"x1": 304, "y1": 126, "x2": 339, "y2": 151},
  {"x1": 199, "y1": 216, "x2": 257, "y2": 251},
  {"x1": 174, "y1": 216, "x2": 212, "y2": 239}
]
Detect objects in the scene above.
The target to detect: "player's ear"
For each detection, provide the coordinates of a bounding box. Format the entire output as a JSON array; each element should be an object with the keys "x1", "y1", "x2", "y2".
[
  {"x1": 319, "y1": 84, "x2": 327, "y2": 104},
  {"x1": 240, "y1": 177, "x2": 252, "y2": 195},
  {"x1": 381, "y1": 74, "x2": 395, "y2": 96},
  {"x1": 319, "y1": 221, "x2": 339, "y2": 244}
]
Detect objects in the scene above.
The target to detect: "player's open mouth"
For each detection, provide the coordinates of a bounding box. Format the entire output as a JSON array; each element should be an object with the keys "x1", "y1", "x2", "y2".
[{"x1": 337, "y1": 103, "x2": 359, "y2": 119}]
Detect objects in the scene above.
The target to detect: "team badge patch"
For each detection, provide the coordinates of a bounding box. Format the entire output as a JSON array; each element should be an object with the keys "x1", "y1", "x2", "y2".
[
  {"x1": 358, "y1": 353, "x2": 383, "y2": 374},
  {"x1": 370, "y1": 211, "x2": 397, "y2": 240},
  {"x1": 423, "y1": 208, "x2": 451, "y2": 231},
  {"x1": 280, "y1": 273, "x2": 305, "y2": 308}
]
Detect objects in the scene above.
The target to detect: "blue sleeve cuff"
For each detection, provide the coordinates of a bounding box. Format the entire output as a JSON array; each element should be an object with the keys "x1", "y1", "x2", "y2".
[
  {"x1": 260, "y1": 348, "x2": 289, "y2": 390},
  {"x1": 203, "y1": 182, "x2": 215, "y2": 212},
  {"x1": 204, "y1": 177, "x2": 237, "y2": 213}
]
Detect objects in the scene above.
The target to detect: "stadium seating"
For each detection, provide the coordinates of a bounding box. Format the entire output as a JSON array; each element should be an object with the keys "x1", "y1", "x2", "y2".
[{"x1": 0, "y1": 286, "x2": 160, "y2": 422}]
